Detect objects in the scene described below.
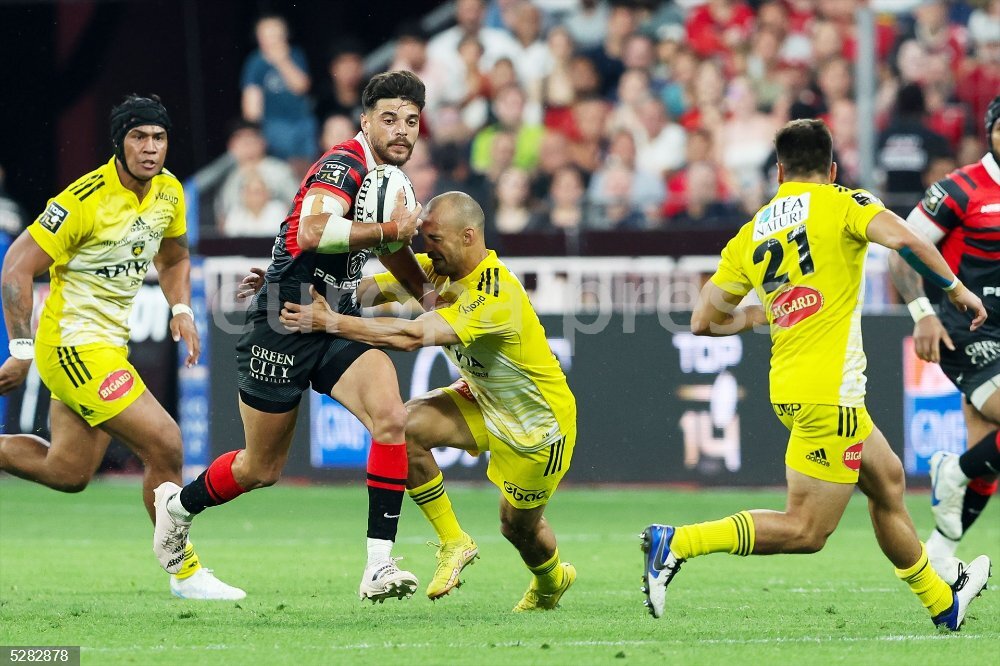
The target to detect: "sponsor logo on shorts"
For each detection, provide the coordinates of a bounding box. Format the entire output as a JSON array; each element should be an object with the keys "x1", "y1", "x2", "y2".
[
  {"x1": 770, "y1": 286, "x2": 823, "y2": 328},
  {"x1": 248, "y1": 345, "x2": 295, "y2": 384},
  {"x1": 964, "y1": 340, "x2": 1000, "y2": 367},
  {"x1": 773, "y1": 403, "x2": 801, "y2": 416},
  {"x1": 502, "y1": 481, "x2": 548, "y2": 503},
  {"x1": 98, "y1": 370, "x2": 134, "y2": 401},
  {"x1": 843, "y1": 442, "x2": 863, "y2": 471},
  {"x1": 805, "y1": 448, "x2": 830, "y2": 467}
]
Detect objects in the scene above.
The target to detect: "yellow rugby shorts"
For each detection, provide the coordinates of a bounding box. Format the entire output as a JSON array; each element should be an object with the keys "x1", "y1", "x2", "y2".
[{"x1": 772, "y1": 403, "x2": 873, "y2": 484}]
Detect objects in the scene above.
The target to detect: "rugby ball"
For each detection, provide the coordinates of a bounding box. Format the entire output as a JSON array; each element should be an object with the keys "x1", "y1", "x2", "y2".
[{"x1": 354, "y1": 164, "x2": 416, "y2": 255}]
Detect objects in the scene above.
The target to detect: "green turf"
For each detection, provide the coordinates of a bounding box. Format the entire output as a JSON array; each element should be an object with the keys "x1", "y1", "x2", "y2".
[{"x1": 0, "y1": 478, "x2": 996, "y2": 665}]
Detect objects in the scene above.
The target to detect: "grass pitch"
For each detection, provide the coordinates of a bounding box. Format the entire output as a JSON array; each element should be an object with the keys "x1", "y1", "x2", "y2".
[{"x1": 0, "y1": 478, "x2": 996, "y2": 665}]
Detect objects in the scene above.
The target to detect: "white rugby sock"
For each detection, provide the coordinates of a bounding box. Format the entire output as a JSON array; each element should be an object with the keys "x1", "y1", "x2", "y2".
[{"x1": 366, "y1": 538, "x2": 393, "y2": 565}]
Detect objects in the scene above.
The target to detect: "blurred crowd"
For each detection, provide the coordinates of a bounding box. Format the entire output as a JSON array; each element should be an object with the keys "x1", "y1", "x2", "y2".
[{"x1": 188, "y1": 0, "x2": 1000, "y2": 242}]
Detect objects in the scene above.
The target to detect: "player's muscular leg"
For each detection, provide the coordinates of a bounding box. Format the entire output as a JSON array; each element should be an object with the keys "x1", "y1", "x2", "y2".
[
  {"x1": 966, "y1": 396, "x2": 1000, "y2": 447},
  {"x1": 404, "y1": 389, "x2": 479, "y2": 487},
  {"x1": 499, "y1": 500, "x2": 557, "y2": 567},
  {"x1": 232, "y1": 400, "x2": 299, "y2": 490},
  {"x1": 0, "y1": 399, "x2": 109, "y2": 493},
  {"x1": 328, "y1": 350, "x2": 408, "y2": 443},
  {"x1": 101, "y1": 390, "x2": 183, "y2": 521},
  {"x1": 856, "y1": 426, "x2": 922, "y2": 568},
  {"x1": 748, "y1": 468, "x2": 854, "y2": 554}
]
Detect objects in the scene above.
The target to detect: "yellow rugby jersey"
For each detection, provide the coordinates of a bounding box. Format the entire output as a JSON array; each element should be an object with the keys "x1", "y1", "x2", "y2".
[
  {"x1": 376, "y1": 251, "x2": 576, "y2": 452},
  {"x1": 27, "y1": 157, "x2": 186, "y2": 347},
  {"x1": 711, "y1": 182, "x2": 886, "y2": 406}
]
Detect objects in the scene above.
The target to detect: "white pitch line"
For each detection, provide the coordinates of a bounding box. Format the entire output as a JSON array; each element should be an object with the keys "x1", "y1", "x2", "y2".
[{"x1": 82, "y1": 633, "x2": 985, "y2": 654}]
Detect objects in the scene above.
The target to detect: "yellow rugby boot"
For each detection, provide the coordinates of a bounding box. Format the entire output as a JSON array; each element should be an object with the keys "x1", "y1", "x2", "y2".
[
  {"x1": 513, "y1": 562, "x2": 576, "y2": 612},
  {"x1": 427, "y1": 532, "x2": 479, "y2": 599}
]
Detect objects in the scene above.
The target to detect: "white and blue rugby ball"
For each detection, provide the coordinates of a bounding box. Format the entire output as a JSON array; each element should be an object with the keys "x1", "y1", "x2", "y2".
[{"x1": 354, "y1": 164, "x2": 416, "y2": 255}]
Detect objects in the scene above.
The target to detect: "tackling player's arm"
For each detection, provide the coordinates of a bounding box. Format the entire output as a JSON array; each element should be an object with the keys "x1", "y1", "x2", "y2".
[
  {"x1": 0, "y1": 232, "x2": 54, "y2": 393},
  {"x1": 887, "y1": 189, "x2": 957, "y2": 363},
  {"x1": 154, "y1": 233, "x2": 200, "y2": 367},
  {"x1": 296, "y1": 187, "x2": 422, "y2": 255},
  {"x1": 691, "y1": 281, "x2": 767, "y2": 337},
  {"x1": 279, "y1": 285, "x2": 458, "y2": 350},
  {"x1": 867, "y1": 209, "x2": 986, "y2": 330}
]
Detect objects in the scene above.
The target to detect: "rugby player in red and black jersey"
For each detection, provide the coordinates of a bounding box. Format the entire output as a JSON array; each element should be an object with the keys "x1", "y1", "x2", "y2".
[
  {"x1": 889, "y1": 95, "x2": 1000, "y2": 582},
  {"x1": 152, "y1": 71, "x2": 435, "y2": 602}
]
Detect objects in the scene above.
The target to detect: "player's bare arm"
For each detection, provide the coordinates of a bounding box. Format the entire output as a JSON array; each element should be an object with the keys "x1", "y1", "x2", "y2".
[
  {"x1": 887, "y1": 210, "x2": 954, "y2": 363},
  {"x1": 279, "y1": 285, "x2": 459, "y2": 350},
  {"x1": 0, "y1": 232, "x2": 54, "y2": 393},
  {"x1": 691, "y1": 281, "x2": 767, "y2": 337},
  {"x1": 154, "y1": 233, "x2": 200, "y2": 367},
  {"x1": 296, "y1": 187, "x2": 421, "y2": 254},
  {"x1": 867, "y1": 210, "x2": 986, "y2": 330},
  {"x1": 378, "y1": 247, "x2": 444, "y2": 310}
]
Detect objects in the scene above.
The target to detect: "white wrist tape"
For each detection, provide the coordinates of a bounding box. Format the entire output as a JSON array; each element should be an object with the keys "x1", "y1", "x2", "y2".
[
  {"x1": 317, "y1": 216, "x2": 353, "y2": 253},
  {"x1": 8, "y1": 338, "x2": 34, "y2": 361},
  {"x1": 907, "y1": 297, "x2": 935, "y2": 323},
  {"x1": 943, "y1": 276, "x2": 960, "y2": 292},
  {"x1": 171, "y1": 303, "x2": 195, "y2": 319}
]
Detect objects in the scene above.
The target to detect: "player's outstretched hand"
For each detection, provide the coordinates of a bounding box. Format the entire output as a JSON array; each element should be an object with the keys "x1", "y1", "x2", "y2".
[
  {"x1": 0, "y1": 357, "x2": 31, "y2": 395},
  {"x1": 947, "y1": 283, "x2": 987, "y2": 331},
  {"x1": 913, "y1": 315, "x2": 953, "y2": 363},
  {"x1": 236, "y1": 267, "x2": 266, "y2": 301},
  {"x1": 392, "y1": 189, "x2": 423, "y2": 244},
  {"x1": 170, "y1": 311, "x2": 201, "y2": 367},
  {"x1": 280, "y1": 285, "x2": 336, "y2": 333}
]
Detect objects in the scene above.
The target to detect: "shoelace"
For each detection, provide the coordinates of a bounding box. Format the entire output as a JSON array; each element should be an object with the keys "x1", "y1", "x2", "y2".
[
  {"x1": 163, "y1": 528, "x2": 187, "y2": 553},
  {"x1": 952, "y1": 562, "x2": 969, "y2": 592}
]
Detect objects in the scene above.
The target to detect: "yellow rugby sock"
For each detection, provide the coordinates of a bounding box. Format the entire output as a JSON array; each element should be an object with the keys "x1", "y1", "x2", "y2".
[
  {"x1": 895, "y1": 544, "x2": 953, "y2": 617},
  {"x1": 174, "y1": 542, "x2": 201, "y2": 580},
  {"x1": 528, "y1": 550, "x2": 563, "y2": 593},
  {"x1": 671, "y1": 511, "x2": 756, "y2": 559},
  {"x1": 408, "y1": 472, "x2": 464, "y2": 542}
]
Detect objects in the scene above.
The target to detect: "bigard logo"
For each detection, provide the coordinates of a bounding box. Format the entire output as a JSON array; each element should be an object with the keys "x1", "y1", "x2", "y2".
[
  {"x1": 770, "y1": 286, "x2": 823, "y2": 327},
  {"x1": 98, "y1": 370, "x2": 134, "y2": 401},
  {"x1": 843, "y1": 442, "x2": 863, "y2": 471}
]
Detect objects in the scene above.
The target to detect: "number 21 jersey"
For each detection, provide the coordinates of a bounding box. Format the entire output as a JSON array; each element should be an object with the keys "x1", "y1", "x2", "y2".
[{"x1": 710, "y1": 182, "x2": 887, "y2": 407}]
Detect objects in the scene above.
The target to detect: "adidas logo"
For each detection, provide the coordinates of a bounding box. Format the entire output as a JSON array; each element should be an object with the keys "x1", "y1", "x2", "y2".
[{"x1": 805, "y1": 448, "x2": 830, "y2": 467}]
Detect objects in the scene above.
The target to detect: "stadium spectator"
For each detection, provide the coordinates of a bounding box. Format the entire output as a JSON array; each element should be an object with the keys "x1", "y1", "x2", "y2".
[
  {"x1": 280, "y1": 191, "x2": 579, "y2": 612},
  {"x1": 507, "y1": 1, "x2": 549, "y2": 101},
  {"x1": 214, "y1": 120, "x2": 298, "y2": 230},
  {"x1": 529, "y1": 129, "x2": 572, "y2": 200},
  {"x1": 240, "y1": 15, "x2": 316, "y2": 172},
  {"x1": 581, "y1": 3, "x2": 635, "y2": 97},
  {"x1": 607, "y1": 68, "x2": 654, "y2": 133},
  {"x1": 893, "y1": 0, "x2": 967, "y2": 72},
  {"x1": 663, "y1": 127, "x2": 730, "y2": 218},
  {"x1": 658, "y1": 45, "x2": 698, "y2": 120},
  {"x1": 428, "y1": 0, "x2": 519, "y2": 80},
  {"x1": 588, "y1": 129, "x2": 666, "y2": 223},
  {"x1": 957, "y1": 34, "x2": 1000, "y2": 138},
  {"x1": 967, "y1": 0, "x2": 1000, "y2": 47},
  {"x1": 589, "y1": 161, "x2": 647, "y2": 230},
  {"x1": 493, "y1": 166, "x2": 535, "y2": 234},
  {"x1": 816, "y1": 57, "x2": 853, "y2": 109},
  {"x1": 644, "y1": 118, "x2": 990, "y2": 632},
  {"x1": 315, "y1": 39, "x2": 366, "y2": 124},
  {"x1": 540, "y1": 25, "x2": 577, "y2": 111},
  {"x1": 530, "y1": 164, "x2": 587, "y2": 232},
  {"x1": 564, "y1": 96, "x2": 609, "y2": 176},
  {"x1": 828, "y1": 98, "x2": 861, "y2": 186},
  {"x1": 471, "y1": 84, "x2": 544, "y2": 174},
  {"x1": 563, "y1": 0, "x2": 610, "y2": 50},
  {"x1": 685, "y1": 0, "x2": 755, "y2": 61},
  {"x1": 0, "y1": 94, "x2": 244, "y2": 600},
  {"x1": 876, "y1": 83, "x2": 953, "y2": 212},
  {"x1": 746, "y1": 26, "x2": 786, "y2": 111},
  {"x1": 319, "y1": 114, "x2": 358, "y2": 153},
  {"x1": 668, "y1": 160, "x2": 741, "y2": 228},
  {"x1": 721, "y1": 78, "x2": 778, "y2": 207},
  {"x1": 220, "y1": 168, "x2": 288, "y2": 237}
]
